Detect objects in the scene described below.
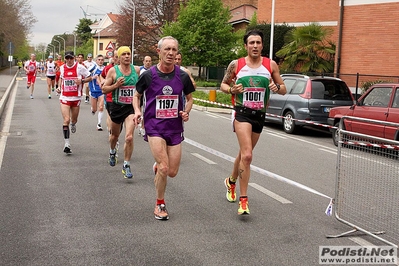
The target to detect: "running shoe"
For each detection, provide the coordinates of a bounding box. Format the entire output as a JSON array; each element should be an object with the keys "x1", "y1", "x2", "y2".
[
  {"x1": 224, "y1": 177, "x2": 237, "y2": 202},
  {"x1": 30, "y1": 95, "x2": 33, "y2": 99},
  {"x1": 238, "y1": 197, "x2": 250, "y2": 215},
  {"x1": 154, "y1": 204, "x2": 169, "y2": 220},
  {"x1": 70, "y1": 123, "x2": 76, "y2": 133},
  {"x1": 153, "y1": 162, "x2": 157, "y2": 175},
  {"x1": 48, "y1": 95, "x2": 51, "y2": 99},
  {"x1": 122, "y1": 164, "x2": 133, "y2": 179},
  {"x1": 109, "y1": 153, "x2": 117, "y2": 167},
  {"x1": 137, "y1": 123, "x2": 142, "y2": 136},
  {"x1": 63, "y1": 143, "x2": 72, "y2": 154},
  {"x1": 97, "y1": 124, "x2": 103, "y2": 131},
  {"x1": 27, "y1": 86, "x2": 29, "y2": 89},
  {"x1": 139, "y1": 127, "x2": 145, "y2": 137},
  {"x1": 52, "y1": 88, "x2": 55, "y2": 92}
]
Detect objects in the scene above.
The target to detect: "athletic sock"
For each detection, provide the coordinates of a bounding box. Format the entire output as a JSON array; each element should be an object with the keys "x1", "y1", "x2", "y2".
[
  {"x1": 98, "y1": 111, "x2": 103, "y2": 124},
  {"x1": 156, "y1": 199, "x2": 165, "y2": 205},
  {"x1": 63, "y1": 125, "x2": 70, "y2": 139}
]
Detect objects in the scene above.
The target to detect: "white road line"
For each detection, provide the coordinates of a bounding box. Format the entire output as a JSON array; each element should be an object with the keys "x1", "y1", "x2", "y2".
[
  {"x1": 191, "y1": 153, "x2": 216, "y2": 164},
  {"x1": 266, "y1": 132, "x2": 287, "y2": 139},
  {"x1": 205, "y1": 113, "x2": 219, "y2": 119},
  {"x1": 319, "y1": 148, "x2": 337, "y2": 155},
  {"x1": 184, "y1": 138, "x2": 332, "y2": 200},
  {"x1": 349, "y1": 237, "x2": 399, "y2": 262},
  {"x1": 249, "y1": 183, "x2": 292, "y2": 204}
]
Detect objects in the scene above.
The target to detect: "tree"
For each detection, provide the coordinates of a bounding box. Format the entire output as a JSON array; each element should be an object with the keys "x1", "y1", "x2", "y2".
[
  {"x1": 117, "y1": 0, "x2": 183, "y2": 61},
  {"x1": 0, "y1": 0, "x2": 36, "y2": 59},
  {"x1": 162, "y1": 0, "x2": 237, "y2": 77},
  {"x1": 246, "y1": 22, "x2": 294, "y2": 60},
  {"x1": 276, "y1": 23, "x2": 336, "y2": 73},
  {"x1": 75, "y1": 18, "x2": 94, "y2": 45}
]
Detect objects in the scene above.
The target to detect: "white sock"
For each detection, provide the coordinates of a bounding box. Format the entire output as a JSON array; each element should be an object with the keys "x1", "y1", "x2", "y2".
[{"x1": 98, "y1": 111, "x2": 103, "y2": 124}]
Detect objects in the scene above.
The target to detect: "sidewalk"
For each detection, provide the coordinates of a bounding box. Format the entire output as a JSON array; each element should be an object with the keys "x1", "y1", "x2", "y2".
[
  {"x1": 0, "y1": 66, "x2": 18, "y2": 117},
  {"x1": 0, "y1": 66, "x2": 18, "y2": 100}
]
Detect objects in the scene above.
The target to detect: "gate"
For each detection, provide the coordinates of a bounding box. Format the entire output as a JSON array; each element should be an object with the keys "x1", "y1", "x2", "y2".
[{"x1": 328, "y1": 116, "x2": 399, "y2": 248}]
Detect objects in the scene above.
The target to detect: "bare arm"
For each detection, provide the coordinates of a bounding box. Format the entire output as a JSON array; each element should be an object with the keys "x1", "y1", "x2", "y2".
[
  {"x1": 179, "y1": 93, "x2": 193, "y2": 122},
  {"x1": 220, "y1": 60, "x2": 244, "y2": 95},
  {"x1": 132, "y1": 91, "x2": 142, "y2": 126},
  {"x1": 102, "y1": 68, "x2": 121, "y2": 94},
  {"x1": 183, "y1": 68, "x2": 196, "y2": 89},
  {"x1": 269, "y1": 60, "x2": 287, "y2": 95}
]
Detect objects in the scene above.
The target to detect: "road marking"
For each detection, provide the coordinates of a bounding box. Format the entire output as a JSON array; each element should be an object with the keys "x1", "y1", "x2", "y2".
[
  {"x1": 191, "y1": 153, "x2": 216, "y2": 164},
  {"x1": 319, "y1": 148, "x2": 337, "y2": 155},
  {"x1": 349, "y1": 237, "x2": 399, "y2": 260},
  {"x1": 249, "y1": 183, "x2": 292, "y2": 204},
  {"x1": 266, "y1": 132, "x2": 287, "y2": 139},
  {"x1": 205, "y1": 113, "x2": 219, "y2": 119},
  {"x1": 204, "y1": 111, "x2": 231, "y2": 120},
  {"x1": 184, "y1": 138, "x2": 332, "y2": 200}
]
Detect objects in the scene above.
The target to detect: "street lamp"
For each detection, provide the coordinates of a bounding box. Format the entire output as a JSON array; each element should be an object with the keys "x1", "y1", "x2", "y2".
[
  {"x1": 54, "y1": 39, "x2": 61, "y2": 55},
  {"x1": 56, "y1": 36, "x2": 66, "y2": 56},
  {"x1": 131, "y1": 2, "x2": 135, "y2": 64},
  {"x1": 48, "y1": 44, "x2": 55, "y2": 57},
  {"x1": 269, "y1": 0, "x2": 276, "y2": 60},
  {"x1": 65, "y1": 31, "x2": 77, "y2": 55}
]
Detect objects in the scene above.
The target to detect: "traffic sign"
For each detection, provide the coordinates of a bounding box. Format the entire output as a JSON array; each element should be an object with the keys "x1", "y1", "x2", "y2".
[{"x1": 105, "y1": 41, "x2": 115, "y2": 51}]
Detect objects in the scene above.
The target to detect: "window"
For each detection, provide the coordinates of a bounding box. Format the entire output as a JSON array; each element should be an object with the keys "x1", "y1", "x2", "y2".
[
  {"x1": 290, "y1": 80, "x2": 306, "y2": 94},
  {"x1": 99, "y1": 43, "x2": 103, "y2": 51},
  {"x1": 392, "y1": 88, "x2": 399, "y2": 108},
  {"x1": 362, "y1": 87, "x2": 392, "y2": 107}
]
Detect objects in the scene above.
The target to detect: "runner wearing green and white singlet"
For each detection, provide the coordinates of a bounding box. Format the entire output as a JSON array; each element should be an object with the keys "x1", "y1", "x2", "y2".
[
  {"x1": 102, "y1": 46, "x2": 140, "y2": 179},
  {"x1": 233, "y1": 56, "x2": 272, "y2": 112},
  {"x1": 220, "y1": 29, "x2": 287, "y2": 216}
]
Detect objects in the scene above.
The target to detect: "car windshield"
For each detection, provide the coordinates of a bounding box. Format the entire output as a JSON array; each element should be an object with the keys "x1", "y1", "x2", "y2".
[{"x1": 311, "y1": 80, "x2": 352, "y2": 100}]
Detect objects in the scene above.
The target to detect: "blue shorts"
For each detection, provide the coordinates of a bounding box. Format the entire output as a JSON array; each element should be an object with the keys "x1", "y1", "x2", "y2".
[
  {"x1": 144, "y1": 132, "x2": 184, "y2": 146},
  {"x1": 90, "y1": 91, "x2": 103, "y2": 99}
]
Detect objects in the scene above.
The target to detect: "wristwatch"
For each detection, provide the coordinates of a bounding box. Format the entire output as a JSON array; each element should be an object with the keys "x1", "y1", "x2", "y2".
[{"x1": 276, "y1": 84, "x2": 280, "y2": 91}]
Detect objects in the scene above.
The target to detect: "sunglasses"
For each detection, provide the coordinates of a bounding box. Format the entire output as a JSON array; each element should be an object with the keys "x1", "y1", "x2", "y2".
[{"x1": 65, "y1": 56, "x2": 74, "y2": 59}]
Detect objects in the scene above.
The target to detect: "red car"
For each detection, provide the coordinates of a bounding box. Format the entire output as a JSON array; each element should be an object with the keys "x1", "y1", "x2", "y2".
[{"x1": 328, "y1": 83, "x2": 399, "y2": 146}]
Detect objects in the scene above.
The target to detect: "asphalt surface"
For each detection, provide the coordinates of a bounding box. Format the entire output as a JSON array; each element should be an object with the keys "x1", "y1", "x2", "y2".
[{"x1": 0, "y1": 68, "x2": 397, "y2": 266}]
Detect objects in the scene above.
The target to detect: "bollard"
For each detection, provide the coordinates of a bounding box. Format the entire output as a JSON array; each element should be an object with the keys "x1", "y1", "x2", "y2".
[{"x1": 209, "y1": 89, "x2": 216, "y2": 102}]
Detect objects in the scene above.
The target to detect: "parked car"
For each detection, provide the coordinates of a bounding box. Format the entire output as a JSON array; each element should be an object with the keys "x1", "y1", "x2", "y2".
[
  {"x1": 265, "y1": 74, "x2": 355, "y2": 133},
  {"x1": 328, "y1": 83, "x2": 399, "y2": 146}
]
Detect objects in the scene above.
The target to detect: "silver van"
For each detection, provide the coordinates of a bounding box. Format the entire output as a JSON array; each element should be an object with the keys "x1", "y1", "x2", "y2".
[{"x1": 266, "y1": 74, "x2": 355, "y2": 133}]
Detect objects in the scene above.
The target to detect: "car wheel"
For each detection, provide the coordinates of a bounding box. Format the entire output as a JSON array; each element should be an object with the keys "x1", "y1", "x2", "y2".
[
  {"x1": 283, "y1": 111, "x2": 297, "y2": 134},
  {"x1": 332, "y1": 122, "x2": 340, "y2": 146},
  {"x1": 332, "y1": 121, "x2": 346, "y2": 146}
]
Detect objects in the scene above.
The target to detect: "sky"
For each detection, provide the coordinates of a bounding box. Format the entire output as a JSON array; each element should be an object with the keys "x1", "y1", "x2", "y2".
[{"x1": 29, "y1": 0, "x2": 124, "y2": 47}]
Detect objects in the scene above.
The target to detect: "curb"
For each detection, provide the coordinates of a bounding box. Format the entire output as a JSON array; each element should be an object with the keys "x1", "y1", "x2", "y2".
[
  {"x1": 0, "y1": 71, "x2": 18, "y2": 118},
  {"x1": 192, "y1": 104, "x2": 232, "y2": 114}
]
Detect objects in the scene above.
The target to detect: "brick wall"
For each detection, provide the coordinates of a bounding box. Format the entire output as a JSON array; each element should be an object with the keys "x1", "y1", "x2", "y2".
[{"x1": 339, "y1": 3, "x2": 399, "y2": 79}]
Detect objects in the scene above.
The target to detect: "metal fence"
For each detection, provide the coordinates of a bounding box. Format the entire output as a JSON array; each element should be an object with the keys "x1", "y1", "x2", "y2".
[{"x1": 329, "y1": 116, "x2": 399, "y2": 247}]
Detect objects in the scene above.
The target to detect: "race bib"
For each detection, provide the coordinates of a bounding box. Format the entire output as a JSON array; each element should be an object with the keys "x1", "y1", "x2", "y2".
[
  {"x1": 63, "y1": 78, "x2": 78, "y2": 92},
  {"x1": 28, "y1": 65, "x2": 36, "y2": 72},
  {"x1": 243, "y1": 88, "x2": 265, "y2": 110},
  {"x1": 48, "y1": 68, "x2": 55, "y2": 74},
  {"x1": 156, "y1": 95, "x2": 179, "y2": 118},
  {"x1": 117, "y1": 85, "x2": 135, "y2": 104}
]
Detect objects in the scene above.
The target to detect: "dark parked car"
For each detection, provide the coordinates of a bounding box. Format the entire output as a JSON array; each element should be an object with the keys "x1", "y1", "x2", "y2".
[
  {"x1": 328, "y1": 83, "x2": 399, "y2": 146},
  {"x1": 265, "y1": 74, "x2": 355, "y2": 133}
]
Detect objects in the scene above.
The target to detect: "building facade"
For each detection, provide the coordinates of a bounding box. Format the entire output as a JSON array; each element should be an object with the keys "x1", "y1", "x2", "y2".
[{"x1": 256, "y1": 0, "x2": 399, "y2": 85}]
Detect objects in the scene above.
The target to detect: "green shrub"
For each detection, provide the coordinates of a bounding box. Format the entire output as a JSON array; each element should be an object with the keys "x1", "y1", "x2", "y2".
[
  {"x1": 360, "y1": 79, "x2": 393, "y2": 93},
  {"x1": 192, "y1": 90, "x2": 232, "y2": 108}
]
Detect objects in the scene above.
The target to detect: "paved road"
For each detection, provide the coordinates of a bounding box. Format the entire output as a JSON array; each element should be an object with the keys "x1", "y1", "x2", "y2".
[{"x1": 0, "y1": 72, "x2": 395, "y2": 266}]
